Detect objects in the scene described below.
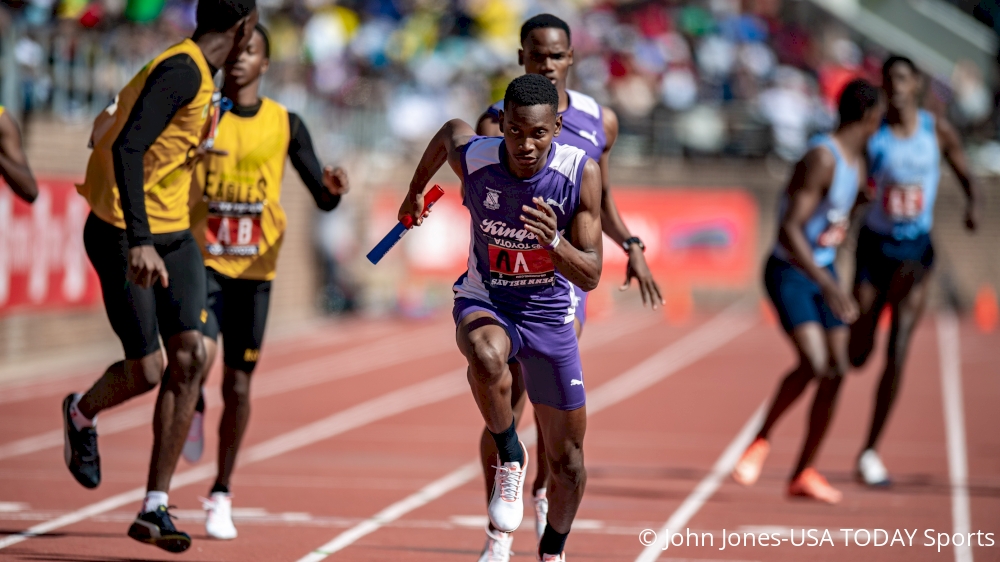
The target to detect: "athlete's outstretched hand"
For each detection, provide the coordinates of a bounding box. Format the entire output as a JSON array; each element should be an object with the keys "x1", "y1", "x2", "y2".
[
  {"x1": 521, "y1": 197, "x2": 559, "y2": 248},
  {"x1": 324, "y1": 166, "x2": 350, "y2": 196},
  {"x1": 127, "y1": 245, "x2": 169, "y2": 289},
  {"x1": 964, "y1": 202, "x2": 977, "y2": 232},
  {"x1": 822, "y1": 282, "x2": 858, "y2": 323},
  {"x1": 621, "y1": 251, "x2": 664, "y2": 309},
  {"x1": 399, "y1": 188, "x2": 432, "y2": 226}
]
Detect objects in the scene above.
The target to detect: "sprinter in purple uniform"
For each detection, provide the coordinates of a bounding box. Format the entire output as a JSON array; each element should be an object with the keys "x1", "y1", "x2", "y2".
[
  {"x1": 398, "y1": 74, "x2": 602, "y2": 562},
  {"x1": 476, "y1": 16, "x2": 661, "y2": 554}
]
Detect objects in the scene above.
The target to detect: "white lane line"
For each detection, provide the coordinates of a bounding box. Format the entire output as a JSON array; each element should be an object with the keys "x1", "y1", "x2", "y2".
[
  {"x1": 0, "y1": 368, "x2": 466, "y2": 551},
  {"x1": 0, "y1": 314, "x2": 649, "y2": 551},
  {"x1": 635, "y1": 403, "x2": 766, "y2": 562},
  {"x1": 297, "y1": 304, "x2": 757, "y2": 561},
  {"x1": 0, "y1": 321, "x2": 404, "y2": 406},
  {"x1": 937, "y1": 313, "x2": 974, "y2": 562},
  {"x1": 0, "y1": 324, "x2": 452, "y2": 462}
]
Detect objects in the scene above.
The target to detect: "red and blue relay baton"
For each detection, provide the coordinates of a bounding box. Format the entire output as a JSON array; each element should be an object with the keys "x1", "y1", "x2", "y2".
[{"x1": 366, "y1": 185, "x2": 445, "y2": 264}]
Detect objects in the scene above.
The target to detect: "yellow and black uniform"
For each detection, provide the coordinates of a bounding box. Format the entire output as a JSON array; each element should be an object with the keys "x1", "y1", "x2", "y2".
[
  {"x1": 192, "y1": 98, "x2": 340, "y2": 372},
  {"x1": 79, "y1": 40, "x2": 216, "y2": 359}
]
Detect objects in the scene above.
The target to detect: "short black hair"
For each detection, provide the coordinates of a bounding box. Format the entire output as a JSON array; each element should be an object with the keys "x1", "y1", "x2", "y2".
[
  {"x1": 882, "y1": 55, "x2": 918, "y2": 78},
  {"x1": 504, "y1": 74, "x2": 559, "y2": 114},
  {"x1": 838, "y1": 79, "x2": 881, "y2": 125},
  {"x1": 255, "y1": 23, "x2": 270, "y2": 58},
  {"x1": 194, "y1": 0, "x2": 256, "y2": 36},
  {"x1": 520, "y1": 13, "x2": 571, "y2": 45}
]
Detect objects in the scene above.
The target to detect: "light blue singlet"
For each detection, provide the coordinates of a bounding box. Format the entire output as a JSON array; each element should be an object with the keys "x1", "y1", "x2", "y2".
[
  {"x1": 773, "y1": 135, "x2": 860, "y2": 267},
  {"x1": 865, "y1": 110, "x2": 940, "y2": 240}
]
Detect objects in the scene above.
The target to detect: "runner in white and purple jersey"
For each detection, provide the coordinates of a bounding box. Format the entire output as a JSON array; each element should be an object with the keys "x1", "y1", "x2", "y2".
[
  {"x1": 475, "y1": 17, "x2": 662, "y2": 556},
  {"x1": 477, "y1": 14, "x2": 661, "y2": 338},
  {"x1": 398, "y1": 74, "x2": 603, "y2": 562}
]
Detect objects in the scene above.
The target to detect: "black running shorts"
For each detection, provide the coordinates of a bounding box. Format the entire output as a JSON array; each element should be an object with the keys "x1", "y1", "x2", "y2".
[
  {"x1": 201, "y1": 268, "x2": 271, "y2": 373},
  {"x1": 84, "y1": 212, "x2": 207, "y2": 359}
]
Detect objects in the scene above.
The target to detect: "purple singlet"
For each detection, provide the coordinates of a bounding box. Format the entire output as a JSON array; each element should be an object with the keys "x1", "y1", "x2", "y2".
[
  {"x1": 452, "y1": 136, "x2": 591, "y2": 410},
  {"x1": 485, "y1": 89, "x2": 606, "y2": 326}
]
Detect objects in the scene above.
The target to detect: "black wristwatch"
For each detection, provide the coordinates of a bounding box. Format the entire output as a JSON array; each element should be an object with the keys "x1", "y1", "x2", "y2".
[{"x1": 622, "y1": 237, "x2": 645, "y2": 253}]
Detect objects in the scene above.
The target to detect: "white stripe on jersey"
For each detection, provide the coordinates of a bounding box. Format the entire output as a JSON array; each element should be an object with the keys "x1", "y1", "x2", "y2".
[
  {"x1": 465, "y1": 137, "x2": 503, "y2": 175},
  {"x1": 549, "y1": 143, "x2": 587, "y2": 183},
  {"x1": 568, "y1": 89, "x2": 601, "y2": 119},
  {"x1": 454, "y1": 222, "x2": 491, "y2": 303}
]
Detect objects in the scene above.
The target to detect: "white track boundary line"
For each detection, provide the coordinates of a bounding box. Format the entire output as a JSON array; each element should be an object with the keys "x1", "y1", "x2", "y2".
[
  {"x1": 0, "y1": 324, "x2": 452, "y2": 462},
  {"x1": 0, "y1": 369, "x2": 466, "y2": 551},
  {"x1": 937, "y1": 313, "x2": 974, "y2": 562},
  {"x1": 635, "y1": 402, "x2": 766, "y2": 562},
  {"x1": 0, "y1": 315, "x2": 651, "y2": 462},
  {"x1": 0, "y1": 320, "x2": 405, "y2": 406},
  {"x1": 0, "y1": 314, "x2": 650, "y2": 551},
  {"x1": 297, "y1": 304, "x2": 757, "y2": 561}
]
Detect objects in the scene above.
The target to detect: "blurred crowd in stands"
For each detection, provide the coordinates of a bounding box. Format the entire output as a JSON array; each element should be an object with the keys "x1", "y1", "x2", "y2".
[{"x1": 1, "y1": 0, "x2": 998, "y2": 165}]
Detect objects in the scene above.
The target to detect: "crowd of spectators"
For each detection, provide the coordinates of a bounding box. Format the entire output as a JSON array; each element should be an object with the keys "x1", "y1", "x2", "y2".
[{"x1": 1, "y1": 0, "x2": 997, "y2": 162}]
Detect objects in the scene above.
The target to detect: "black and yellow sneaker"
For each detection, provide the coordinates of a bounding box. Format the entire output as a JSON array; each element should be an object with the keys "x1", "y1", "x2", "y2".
[
  {"x1": 127, "y1": 505, "x2": 192, "y2": 553},
  {"x1": 62, "y1": 394, "x2": 100, "y2": 489}
]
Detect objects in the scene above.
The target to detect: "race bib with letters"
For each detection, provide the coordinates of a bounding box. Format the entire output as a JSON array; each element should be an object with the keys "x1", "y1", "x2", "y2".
[
  {"x1": 883, "y1": 184, "x2": 924, "y2": 221},
  {"x1": 205, "y1": 200, "x2": 264, "y2": 257},
  {"x1": 488, "y1": 245, "x2": 555, "y2": 287}
]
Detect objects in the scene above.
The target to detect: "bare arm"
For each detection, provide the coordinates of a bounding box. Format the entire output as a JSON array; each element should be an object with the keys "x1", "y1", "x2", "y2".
[
  {"x1": 597, "y1": 107, "x2": 629, "y2": 244},
  {"x1": 597, "y1": 106, "x2": 663, "y2": 307},
  {"x1": 778, "y1": 147, "x2": 858, "y2": 321},
  {"x1": 399, "y1": 119, "x2": 476, "y2": 225},
  {"x1": 522, "y1": 159, "x2": 603, "y2": 291},
  {"x1": 0, "y1": 112, "x2": 38, "y2": 203},
  {"x1": 936, "y1": 116, "x2": 978, "y2": 231}
]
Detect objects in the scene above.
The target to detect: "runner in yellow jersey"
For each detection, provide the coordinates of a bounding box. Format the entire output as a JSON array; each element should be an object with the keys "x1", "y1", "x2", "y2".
[
  {"x1": 0, "y1": 106, "x2": 38, "y2": 202},
  {"x1": 178, "y1": 24, "x2": 349, "y2": 540},
  {"x1": 61, "y1": 0, "x2": 258, "y2": 553}
]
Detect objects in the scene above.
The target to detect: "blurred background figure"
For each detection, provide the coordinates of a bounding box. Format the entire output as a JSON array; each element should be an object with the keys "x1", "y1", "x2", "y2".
[{"x1": 0, "y1": 0, "x2": 997, "y2": 364}]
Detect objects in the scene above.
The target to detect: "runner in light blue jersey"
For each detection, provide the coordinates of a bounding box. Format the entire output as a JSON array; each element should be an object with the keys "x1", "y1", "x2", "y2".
[
  {"x1": 732, "y1": 80, "x2": 884, "y2": 505},
  {"x1": 849, "y1": 56, "x2": 978, "y2": 487}
]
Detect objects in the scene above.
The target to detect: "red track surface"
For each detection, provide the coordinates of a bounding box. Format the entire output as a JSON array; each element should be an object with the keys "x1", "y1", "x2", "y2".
[{"x1": 0, "y1": 308, "x2": 997, "y2": 561}]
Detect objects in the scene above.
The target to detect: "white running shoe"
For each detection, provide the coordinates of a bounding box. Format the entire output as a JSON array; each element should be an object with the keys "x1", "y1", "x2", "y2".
[
  {"x1": 477, "y1": 527, "x2": 513, "y2": 562},
  {"x1": 488, "y1": 442, "x2": 528, "y2": 533},
  {"x1": 856, "y1": 449, "x2": 891, "y2": 487},
  {"x1": 538, "y1": 553, "x2": 565, "y2": 561},
  {"x1": 182, "y1": 392, "x2": 205, "y2": 464},
  {"x1": 533, "y1": 488, "x2": 548, "y2": 542},
  {"x1": 202, "y1": 492, "x2": 237, "y2": 540}
]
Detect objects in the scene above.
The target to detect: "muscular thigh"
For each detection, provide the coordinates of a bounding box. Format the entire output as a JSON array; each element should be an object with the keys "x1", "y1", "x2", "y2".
[{"x1": 456, "y1": 309, "x2": 514, "y2": 362}]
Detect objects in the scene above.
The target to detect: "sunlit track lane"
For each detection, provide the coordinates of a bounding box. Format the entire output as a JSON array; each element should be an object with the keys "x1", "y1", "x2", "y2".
[
  {"x1": 640, "y1": 318, "x2": 987, "y2": 562},
  {"x1": 301, "y1": 312, "x2": 747, "y2": 561},
  {"x1": 0, "y1": 313, "x2": 651, "y2": 561},
  {"x1": 0, "y1": 318, "x2": 452, "y2": 458}
]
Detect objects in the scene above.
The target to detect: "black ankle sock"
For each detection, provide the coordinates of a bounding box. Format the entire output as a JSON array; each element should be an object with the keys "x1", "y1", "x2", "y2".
[
  {"x1": 489, "y1": 419, "x2": 523, "y2": 465},
  {"x1": 539, "y1": 523, "x2": 569, "y2": 555},
  {"x1": 210, "y1": 483, "x2": 229, "y2": 495}
]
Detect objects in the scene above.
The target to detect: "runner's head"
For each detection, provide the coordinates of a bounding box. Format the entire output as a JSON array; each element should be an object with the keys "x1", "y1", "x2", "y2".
[
  {"x1": 193, "y1": 0, "x2": 259, "y2": 64},
  {"x1": 225, "y1": 24, "x2": 270, "y2": 92},
  {"x1": 518, "y1": 14, "x2": 573, "y2": 93},
  {"x1": 838, "y1": 78, "x2": 883, "y2": 137},
  {"x1": 882, "y1": 55, "x2": 921, "y2": 110},
  {"x1": 499, "y1": 74, "x2": 562, "y2": 174}
]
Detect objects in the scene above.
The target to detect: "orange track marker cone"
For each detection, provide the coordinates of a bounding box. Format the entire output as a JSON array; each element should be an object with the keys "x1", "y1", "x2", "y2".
[{"x1": 974, "y1": 284, "x2": 998, "y2": 333}]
